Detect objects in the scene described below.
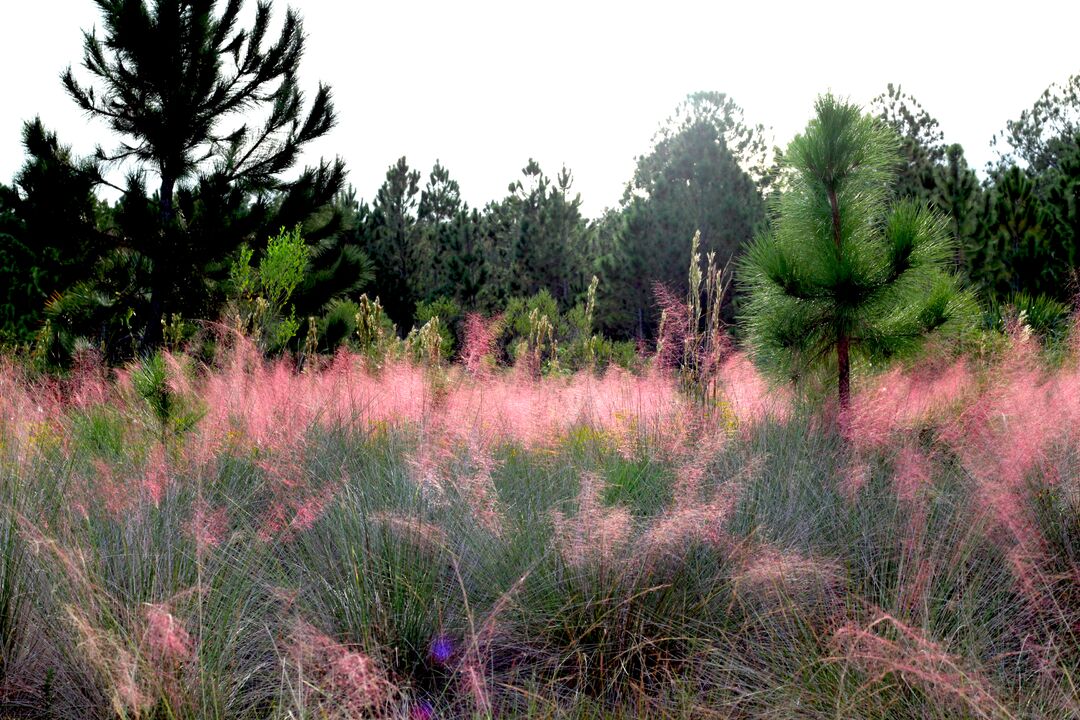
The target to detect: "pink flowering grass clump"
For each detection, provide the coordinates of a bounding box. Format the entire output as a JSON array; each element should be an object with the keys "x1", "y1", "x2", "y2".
[
  {"x1": 189, "y1": 499, "x2": 229, "y2": 552},
  {"x1": 142, "y1": 603, "x2": 194, "y2": 666},
  {"x1": 832, "y1": 612, "x2": 1011, "y2": 720},
  {"x1": 1, "y1": 321, "x2": 1079, "y2": 719},
  {"x1": 289, "y1": 619, "x2": 394, "y2": 717},
  {"x1": 185, "y1": 331, "x2": 786, "y2": 468},
  {"x1": 892, "y1": 444, "x2": 934, "y2": 508},
  {"x1": 844, "y1": 355, "x2": 976, "y2": 452},
  {"x1": 732, "y1": 544, "x2": 842, "y2": 611},
  {"x1": 551, "y1": 472, "x2": 633, "y2": 569},
  {"x1": 460, "y1": 312, "x2": 500, "y2": 376},
  {"x1": 635, "y1": 450, "x2": 756, "y2": 565}
]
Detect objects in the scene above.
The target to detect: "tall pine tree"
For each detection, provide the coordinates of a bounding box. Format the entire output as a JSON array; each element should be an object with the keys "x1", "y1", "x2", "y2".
[{"x1": 61, "y1": 0, "x2": 344, "y2": 350}]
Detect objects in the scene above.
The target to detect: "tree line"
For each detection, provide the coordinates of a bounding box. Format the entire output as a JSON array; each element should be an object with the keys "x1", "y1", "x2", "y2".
[{"x1": 1, "y1": 1, "x2": 1078, "y2": 368}]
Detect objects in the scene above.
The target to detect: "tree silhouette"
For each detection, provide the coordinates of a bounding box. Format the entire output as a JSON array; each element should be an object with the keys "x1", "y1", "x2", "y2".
[{"x1": 62, "y1": 0, "x2": 343, "y2": 349}]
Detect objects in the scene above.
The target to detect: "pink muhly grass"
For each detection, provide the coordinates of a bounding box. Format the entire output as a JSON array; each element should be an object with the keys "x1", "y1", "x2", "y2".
[
  {"x1": 639, "y1": 453, "x2": 763, "y2": 570},
  {"x1": 289, "y1": 619, "x2": 393, "y2": 715},
  {"x1": 189, "y1": 499, "x2": 229, "y2": 552},
  {"x1": 460, "y1": 313, "x2": 500, "y2": 376},
  {"x1": 635, "y1": 502, "x2": 729, "y2": 566},
  {"x1": 460, "y1": 661, "x2": 493, "y2": 717},
  {"x1": 898, "y1": 556, "x2": 937, "y2": 615},
  {"x1": 715, "y1": 353, "x2": 791, "y2": 427},
  {"x1": 197, "y1": 343, "x2": 319, "y2": 460},
  {"x1": 19, "y1": 517, "x2": 97, "y2": 605},
  {"x1": 186, "y1": 334, "x2": 787, "y2": 461},
  {"x1": 638, "y1": 457, "x2": 757, "y2": 565},
  {"x1": 65, "y1": 606, "x2": 146, "y2": 716},
  {"x1": 21, "y1": 519, "x2": 197, "y2": 713},
  {"x1": 371, "y1": 512, "x2": 449, "y2": 552},
  {"x1": 668, "y1": 428, "x2": 733, "y2": 498},
  {"x1": 831, "y1": 611, "x2": 1011, "y2": 720},
  {"x1": 405, "y1": 443, "x2": 449, "y2": 504},
  {"x1": 892, "y1": 444, "x2": 934, "y2": 507},
  {"x1": 161, "y1": 350, "x2": 197, "y2": 398},
  {"x1": 19, "y1": 523, "x2": 147, "y2": 713},
  {"x1": 64, "y1": 348, "x2": 111, "y2": 409},
  {"x1": 256, "y1": 503, "x2": 290, "y2": 544},
  {"x1": 844, "y1": 358, "x2": 975, "y2": 452},
  {"x1": 551, "y1": 473, "x2": 632, "y2": 569},
  {"x1": 289, "y1": 483, "x2": 339, "y2": 533},
  {"x1": 0, "y1": 361, "x2": 65, "y2": 470},
  {"x1": 256, "y1": 456, "x2": 343, "y2": 543},
  {"x1": 256, "y1": 485, "x2": 338, "y2": 543},
  {"x1": 936, "y1": 337, "x2": 1080, "y2": 611},
  {"x1": 141, "y1": 603, "x2": 194, "y2": 666},
  {"x1": 83, "y1": 459, "x2": 133, "y2": 518},
  {"x1": 732, "y1": 545, "x2": 841, "y2": 609},
  {"x1": 839, "y1": 458, "x2": 871, "y2": 500},
  {"x1": 142, "y1": 444, "x2": 170, "y2": 506},
  {"x1": 459, "y1": 436, "x2": 505, "y2": 536},
  {"x1": 652, "y1": 283, "x2": 690, "y2": 372},
  {"x1": 406, "y1": 434, "x2": 504, "y2": 535}
]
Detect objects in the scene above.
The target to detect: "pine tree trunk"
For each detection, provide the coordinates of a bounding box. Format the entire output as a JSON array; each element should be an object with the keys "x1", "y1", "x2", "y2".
[
  {"x1": 837, "y1": 334, "x2": 851, "y2": 411},
  {"x1": 827, "y1": 186, "x2": 850, "y2": 412},
  {"x1": 142, "y1": 174, "x2": 175, "y2": 353}
]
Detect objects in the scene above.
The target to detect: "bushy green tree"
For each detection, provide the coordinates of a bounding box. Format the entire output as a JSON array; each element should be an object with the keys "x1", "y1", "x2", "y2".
[
  {"x1": 933, "y1": 143, "x2": 982, "y2": 268},
  {"x1": 413, "y1": 161, "x2": 464, "y2": 298},
  {"x1": 473, "y1": 160, "x2": 593, "y2": 315},
  {"x1": 0, "y1": 121, "x2": 109, "y2": 346},
  {"x1": 740, "y1": 95, "x2": 974, "y2": 409},
  {"x1": 992, "y1": 73, "x2": 1080, "y2": 174},
  {"x1": 229, "y1": 225, "x2": 309, "y2": 352},
  {"x1": 971, "y1": 167, "x2": 1054, "y2": 300},
  {"x1": 1041, "y1": 134, "x2": 1080, "y2": 278},
  {"x1": 975, "y1": 74, "x2": 1080, "y2": 307},
  {"x1": 872, "y1": 86, "x2": 986, "y2": 275},
  {"x1": 607, "y1": 92, "x2": 766, "y2": 338}
]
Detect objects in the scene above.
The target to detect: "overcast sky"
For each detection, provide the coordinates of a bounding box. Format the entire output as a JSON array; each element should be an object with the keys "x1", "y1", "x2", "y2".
[{"x1": 2, "y1": 0, "x2": 1078, "y2": 218}]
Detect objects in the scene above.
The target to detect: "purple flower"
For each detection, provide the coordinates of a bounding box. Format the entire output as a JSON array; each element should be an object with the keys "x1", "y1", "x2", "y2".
[
  {"x1": 410, "y1": 700, "x2": 435, "y2": 720},
  {"x1": 429, "y1": 634, "x2": 454, "y2": 664}
]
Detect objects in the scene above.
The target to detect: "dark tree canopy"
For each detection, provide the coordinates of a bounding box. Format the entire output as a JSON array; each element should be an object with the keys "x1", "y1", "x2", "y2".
[
  {"x1": 871, "y1": 84, "x2": 945, "y2": 204},
  {"x1": 604, "y1": 92, "x2": 766, "y2": 339},
  {"x1": 0, "y1": 120, "x2": 107, "y2": 345},
  {"x1": 60, "y1": 0, "x2": 345, "y2": 350},
  {"x1": 63, "y1": 0, "x2": 339, "y2": 195}
]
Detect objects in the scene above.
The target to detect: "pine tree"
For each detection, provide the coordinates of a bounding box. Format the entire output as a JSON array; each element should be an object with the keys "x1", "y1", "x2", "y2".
[
  {"x1": 972, "y1": 167, "x2": 1060, "y2": 301},
  {"x1": 61, "y1": 0, "x2": 343, "y2": 349},
  {"x1": 613, "y1": 92, "x2": 766, "y2": 338},
  {"x1": 871, "y1": 84, "x2": 945, "y2": 204},
  {"x1": 415, "y1": 161, "x2": 464, "y2": 300},
  {"x1": 740, "y1": 95, "x2": 974, "y2": 410},
  {"x1": 0, "y1": 121, "x2": 107, "y2": 344},
  {"x1": 932, "y1": 144, "x2": 982, "y2": 269},
  {"x1": 369, "y1": 157, "x2": 421, "y2": 328}
]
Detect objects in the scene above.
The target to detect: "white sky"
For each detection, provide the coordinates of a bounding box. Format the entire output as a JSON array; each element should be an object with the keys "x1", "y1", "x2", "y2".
[{"x1": 2, "y1": 0, "x2": 1078, "y2": 218}]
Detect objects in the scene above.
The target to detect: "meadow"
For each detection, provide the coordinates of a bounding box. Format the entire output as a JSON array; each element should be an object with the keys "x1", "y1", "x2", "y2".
[{"x1": 0, "y1": 323, "x2": 1075, "y2": 720}]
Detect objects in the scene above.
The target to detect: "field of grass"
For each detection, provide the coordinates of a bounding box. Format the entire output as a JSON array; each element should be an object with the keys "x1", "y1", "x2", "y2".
[{"x1": 0, "y1": 332, "x2": 1077, "y2": 719}]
